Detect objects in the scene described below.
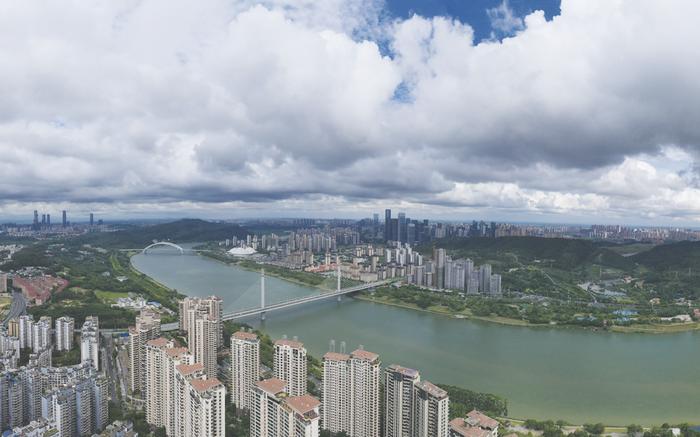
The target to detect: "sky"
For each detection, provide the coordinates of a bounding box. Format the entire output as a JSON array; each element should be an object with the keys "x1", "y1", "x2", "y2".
[{"x1": 2, "y1": 0, "x2": 700, "y2": 225}]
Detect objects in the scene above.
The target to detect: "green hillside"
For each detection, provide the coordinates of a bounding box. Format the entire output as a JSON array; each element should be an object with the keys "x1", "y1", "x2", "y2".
[
  {"x1": 75, "y1": 218, "x2": 248, "y2": 248},
  {"x1": 631, "y1": 241, "x2": 700, "y2": 271},
  {"x1": 423, "y1": 237, "x2": 634, "y2": 270}
]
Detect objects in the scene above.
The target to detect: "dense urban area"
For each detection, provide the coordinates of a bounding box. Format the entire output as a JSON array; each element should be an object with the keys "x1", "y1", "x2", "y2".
[{"x1": 1, "y1": 211, "x2": 700, "y2": 436}]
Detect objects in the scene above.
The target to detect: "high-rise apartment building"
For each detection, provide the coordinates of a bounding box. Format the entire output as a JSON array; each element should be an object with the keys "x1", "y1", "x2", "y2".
[
  {"x1": 414, "y1": 381, "x2": 449, "y2": 437},
  {"x1": 274, "y1": 339, "x2": 307, "y2": 397},
  {"x1": 385, "y1": 209, "x2": 392, "y2": 242},
  {"x1": 18, "y1": 315, "x2": 33, "y2": 349},
  {"x1": 128, "y1": 309, "x2": 161, "y2": 394},
  {"x1": 180, "y1": 296, "x2": 222, "y2": 378},
  {"x1": 187, "y1": 378, "x2": 226, "y2": 437},
  {"x1": 81, "y1": 317, "x2": 100, "y2": 370},
  {"x1": 251, "y1": 378, "x2": 320, "y2": 437},
  {"x1": 384, "y1": 365, "x2": 420, "y2": 437},
  {"x1": 322, "y1": 349, "x2": 381, "y2": 437},
  {"x1": 479, "y1": 264, "x2": 492, "y2": 294},
  {"x1": 322, "y1": 352, "x2": 351, "y2": 433},
  {"x1": 145, "y1": 338, "x2": 174, "y2": 428},
  {"x1": 31, "y1": 317, "x2": 51, "y2": 353},
  {"x1": 55, "y1": 316, "x2": 75, "y2": 352},
  {"x1": 230, "y1": 331, "x2": 260, "y2": 411}
]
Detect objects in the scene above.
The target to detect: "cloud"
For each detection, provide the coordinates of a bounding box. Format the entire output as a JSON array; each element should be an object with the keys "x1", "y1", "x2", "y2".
[
  {"x1": 1, "y1": 0, "x2": 700, "y2": 224},
  {"x1": 486, "y1": 0, "x2": 524, "y2": 37}
]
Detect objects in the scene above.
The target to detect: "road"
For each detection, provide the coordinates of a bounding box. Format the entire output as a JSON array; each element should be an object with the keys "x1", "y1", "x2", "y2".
[
  {"x1": 3, "y1": 291, "x2": 26, "y2": 324},
  {"x1": 101, "y1": 333, "x2": 119, "y2": 403}
]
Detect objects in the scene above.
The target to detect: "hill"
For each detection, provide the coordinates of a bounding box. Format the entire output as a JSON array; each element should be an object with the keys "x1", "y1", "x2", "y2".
[
  {"x1": 631, "y1": 240, "x2": 700, "y2": 271},
  {"x1": 422, "y1": 236, "x2": 634, "y2": 271},
  {"x1": 74, "y1": 218, "x2": 248, "y2": 248}
]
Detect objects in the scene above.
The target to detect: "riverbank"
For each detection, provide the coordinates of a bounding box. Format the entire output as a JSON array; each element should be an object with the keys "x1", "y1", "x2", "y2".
[
  {"x1": 356, "y1": 293, "x2": 700, "y2": 334},
  {"x1": 198, "y1": 251, "x2": 334, "y2": 291}
]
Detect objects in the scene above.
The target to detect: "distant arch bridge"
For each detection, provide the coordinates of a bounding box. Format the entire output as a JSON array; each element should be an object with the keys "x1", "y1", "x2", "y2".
[{"x1": 142, "y1": 241, "x2": 185, "y2": 254}]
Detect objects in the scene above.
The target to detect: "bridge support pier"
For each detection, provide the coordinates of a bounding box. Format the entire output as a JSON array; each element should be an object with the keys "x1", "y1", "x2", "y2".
[
  {"x1": 260, "y1": 311, "x2": 266, "y2": 321},
  {"x1": 337, "y1": 295, "x2": 342, "y2": 302}
]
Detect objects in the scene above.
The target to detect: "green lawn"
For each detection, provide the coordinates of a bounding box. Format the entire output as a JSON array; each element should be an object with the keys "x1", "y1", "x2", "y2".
[{"x1": 95, "y1": 290, "x2": 130, "y2": 302}]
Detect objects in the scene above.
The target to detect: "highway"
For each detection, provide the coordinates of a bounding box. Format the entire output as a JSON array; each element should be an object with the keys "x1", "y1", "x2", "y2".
[{"x1": 3, "y1": 291, "x2": 26, "y2": 324}]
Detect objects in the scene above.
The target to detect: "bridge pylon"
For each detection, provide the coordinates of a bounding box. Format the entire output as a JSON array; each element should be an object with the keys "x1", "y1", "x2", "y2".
[
  {"x1": 336, "y1": 255, "x2": 342, "y2": 302},
  {"x1": 260, "y1": 268, "x2": 266, "y2": 321}
]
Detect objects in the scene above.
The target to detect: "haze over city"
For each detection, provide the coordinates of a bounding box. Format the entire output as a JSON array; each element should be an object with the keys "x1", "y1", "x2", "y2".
[{"x1": 2, "y1": 0, "x2": 700, "y2": 225}]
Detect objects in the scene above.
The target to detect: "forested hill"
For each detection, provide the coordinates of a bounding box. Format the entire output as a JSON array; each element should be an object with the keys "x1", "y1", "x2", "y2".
[
  {"x1": 76, "y1": 218, "x2": 248, "y2": 248},
  {"x1": 630, "y1": 240, "x2": 700, "y2": 271},
  {"x1": 422, "y1": 236, "x2": 635, "y2": 270}
]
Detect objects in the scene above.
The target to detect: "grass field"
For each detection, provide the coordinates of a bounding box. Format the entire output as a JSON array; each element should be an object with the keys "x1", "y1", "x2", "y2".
[{"x1": 95, "y1": 290, "x2": 130, "y2": 302}]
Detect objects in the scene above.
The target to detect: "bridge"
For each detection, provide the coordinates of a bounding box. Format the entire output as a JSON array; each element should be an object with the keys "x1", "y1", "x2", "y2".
[
  {"x1": 154, "y1": 258, "x2": 393, "y2": 331},
  {"x1": 221, "y1": 279, "x2": 392, "y2": 321},
  {"x1": 142, "y1": 242, "x2": 184, "y2": 254}
]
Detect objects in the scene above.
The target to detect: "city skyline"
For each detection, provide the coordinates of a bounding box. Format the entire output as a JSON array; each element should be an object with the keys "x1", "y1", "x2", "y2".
[{"x1": 2, "y1": 1, "x2": 700, "y2": 225}]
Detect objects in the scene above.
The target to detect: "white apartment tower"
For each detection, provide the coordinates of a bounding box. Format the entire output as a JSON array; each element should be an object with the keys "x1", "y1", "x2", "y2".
[
  {"x1": 80, "y1": 317, "x2": 100, "y2": 370},
  {"x1": 322, "y1": 349, "x2": 381, "y2": 437},
  {"x1": 181, "y1": 297, "x2": 222, "y2": 379},
  {"x1": 230, "y1": 331, "x2": 260, "y2": 411},
  {"x1": 322, "y1": 352, "x2": 351, "y2": 434},
  {"x1": 145, "y1": 337, "x2": 175, "y2": 428},
  {"x1": 251, "y1": 378, "x2": 320, "y2": 437},
  {"x1": 55, "y1": 316, "x2": 75, "y2": 352},
  {"x1": 414, "y1": 381, "x2": 449, "y2": 437},
  {"x1": 128, "y1": 309, "x2": 161, "y2": 394},
  {"x1": 274, "y1": 339, "x2": 307, "y2": 397},
  {"x1": 384, "y1": 365, "x2": 420, "y2": 437}
]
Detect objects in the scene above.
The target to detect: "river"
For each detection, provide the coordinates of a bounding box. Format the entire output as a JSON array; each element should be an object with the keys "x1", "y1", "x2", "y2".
[{"x1": 131, "y1": 249, "x2": 700, "y2": 425}]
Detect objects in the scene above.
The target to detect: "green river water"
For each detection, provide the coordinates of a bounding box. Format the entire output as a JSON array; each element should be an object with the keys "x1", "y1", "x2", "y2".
[{"x1": 131, "y1": 250, "x2": 700, "y2": 425}]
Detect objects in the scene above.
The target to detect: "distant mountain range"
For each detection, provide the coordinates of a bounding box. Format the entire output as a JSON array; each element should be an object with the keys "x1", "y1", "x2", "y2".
[
  {"x1": 78, "y1": 218, "x2": 248, "y2": 248},
  {"x1": 426, "y1": 236, "x2": 700, "y2": 273}
]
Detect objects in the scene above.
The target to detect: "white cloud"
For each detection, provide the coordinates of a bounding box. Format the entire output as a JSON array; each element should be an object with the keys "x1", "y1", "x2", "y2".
[
  {"x1": 487, "y1": 0, "x2": 524, "y2": 36},
  {"x1": 1, "y1": 0, "x2": 700, "y2": 224}
]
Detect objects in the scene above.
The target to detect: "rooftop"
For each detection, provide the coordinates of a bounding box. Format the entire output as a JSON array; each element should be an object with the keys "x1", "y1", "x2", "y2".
[
  {"x1": 256, "y1": 378, "x2": 287, "y2": 396},
  {"x1": 176, "y1": 363, "x2": 204, "y2": 376},
  {"x1": 323, "y1": 352, "x2": 350, "y2": 361},
  {"x1": 466, "y1": 410, "x2": 499, "y2": 430},
  {"x1": 449, "y1": 419, "x2": 493, "y2": 437},
  {"x1": 165, "y1": 347, "x2": 189, "y2": 357},
  {"x1": 233, "y1": 331, "x2": 258, "y2": 341},
  {"x1": 351, "y1": 349, "x2": 379, "y2": 362},
  {"x1": 146, "y1": 337, "x2": 170, "y2": 348},
  {"x1": 284, "y1": 394, "x2": 321, "y2": 416},
  {"x1": 275, "y1": 339, "x2": 304, "y2": 349},
  {"x1": 386, "y1": 364, "x2": 420, "y2": 379},
  {"x1": 416, "y1": 380, "x2": 448, "y2": 399},
  {"x1": 190, "y1": 377, "x2": 223, "y2": 393}
]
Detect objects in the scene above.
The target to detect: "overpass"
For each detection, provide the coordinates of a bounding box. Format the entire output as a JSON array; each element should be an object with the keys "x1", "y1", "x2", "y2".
[{"x1": 221, "y1": 279, "x2": 392, "y2": 321}]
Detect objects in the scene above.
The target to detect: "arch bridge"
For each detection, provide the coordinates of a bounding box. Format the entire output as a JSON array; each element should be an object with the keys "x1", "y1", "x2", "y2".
[{"x1": 142, "y1": 241, "x2": 185, "y2": 254}]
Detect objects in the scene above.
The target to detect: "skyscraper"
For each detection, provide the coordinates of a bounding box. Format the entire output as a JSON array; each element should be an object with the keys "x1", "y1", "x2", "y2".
[
  {"x1": 251, "y1": 378, "x2": 320, "y2": 437},
  {"x1": 274, "y1": 339, "x2": 307, "y2": 397},
  {"x1": 55, "y1": 316, "x2": 75, "y2": 352},
  {"x1": 180, "y1": 296, "x2": 223, "y2": 378},
  {"x1": 479, "y1": 264, "x2": 492, "y2": 294},
  {"x1": 398, "y1": 213, "x2": 406, "y2": 243},
  {"x1": 384, "y1": 209, "x2": 392, "y2": 242},
  {"x1": 384, "y1": 365, "x2": 420, "y2": 437},
  {"x1": 414, "y1": 381, "x2": 449, "y2": 437},
  {"x1": 129, "y1": 309, "x2": 162, "y2": 395},
  {"x1": 322, "y1": 349, "x2": 381, "y2": 437},
  {"x1": 33, "y1": 210, "x2": 38, "y2": 228},
  {"x1": 81, "y1": 317, "x2": 100, "y2": 370},
  {"x1": 62, "y1": 210, "x2": 67, "y2": 227},
  {"x1": 90, "y1": 213, "x2": 94, "y2": 226},
  {"x1": 231, "y1": 331, "x2": 260, "y2": 411}
]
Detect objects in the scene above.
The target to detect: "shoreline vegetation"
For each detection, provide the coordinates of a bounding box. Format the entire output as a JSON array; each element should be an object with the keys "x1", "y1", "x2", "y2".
[
  {"x1": 135, "y1": 251, "x2": 698, "y2": 428},
  {"x1": 200, "y1": 250, "x2": 700, "y2": 335},
  {"x1": 354, "y1": 293, "x2": 700, "y2": 335}
]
